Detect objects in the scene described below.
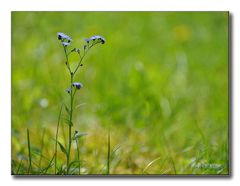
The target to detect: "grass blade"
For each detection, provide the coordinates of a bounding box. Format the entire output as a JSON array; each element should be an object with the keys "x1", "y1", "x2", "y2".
[
  {"x1": 55, "y1": 104, "x2": 63, "y2": 174},
  {"x1": 169, "y1": 157, "x2": 177, "y2": 174},
  {"x1": 42, "y1": 154, "x2": 56, "y2": 174},
  {"x1": 106, "y1": 129, "x2": 110, "y2": 174},
  {"x1": 16, "y1": 159, "x2": 23, "y2": 174},
  {"x1": 143, "y1": 157, "x2": 161, "y2": 174},
  {"x1": 27, "y1": 128, "x2": 32, "y2": 174}
]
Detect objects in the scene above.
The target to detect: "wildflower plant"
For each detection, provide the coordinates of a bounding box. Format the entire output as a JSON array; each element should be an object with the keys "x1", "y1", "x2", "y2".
[{"x1": 57, "y1": 32, "x2": 105, "y2": 174}]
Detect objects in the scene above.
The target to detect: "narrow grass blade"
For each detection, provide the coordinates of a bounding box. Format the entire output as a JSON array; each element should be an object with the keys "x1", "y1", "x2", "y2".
[
  {"x1": 169, "y1": 157, "x2": 177, "y2": 174},
  {"x1": 106, "y1": 130, "x2": 110, "y2": 174},
  {"x1": 27, "y1": 128, "x2": 32, "y2": 174},
  {"x1": 42, "y1": 154, "x2": 56, "y2": 174},
  {"x1": 16, "y1": 159, "x2": 23, "y2": 174},
  {"x1": 143, "y1": 157, "x2": 161, "y2": 174},
  {"x1": 55, "y1": 104, "x2": 63, "y2": 174}
]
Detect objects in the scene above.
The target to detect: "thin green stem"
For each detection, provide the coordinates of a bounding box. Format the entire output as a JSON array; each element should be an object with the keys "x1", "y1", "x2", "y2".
[
  {"x1": 63, "y1": 46, "x2": 72, "y2": 74},
  {"x1": 73, "y1": 43, "x2": 95, "y2": 75},
  {"x1": 106, "y1": 129, "x2": 110, "y2": 175},
  {"x1": 27, "y1": 128, "x2": 32, "y2": 174},
  {"x1": 55, "y1": 104, "x2": 63, "y2": 174},
  {"x1": 63, "y1": 45, "x2": 74, "y2": 174},
  {"x1": 67, "y1": 73, "x2": 74, "y2": 174}
]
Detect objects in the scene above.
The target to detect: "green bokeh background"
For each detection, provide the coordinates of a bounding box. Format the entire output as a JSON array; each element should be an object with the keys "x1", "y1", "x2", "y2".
[{"x1": 12, "y1": 12, "x2": 229, "y2": 174}]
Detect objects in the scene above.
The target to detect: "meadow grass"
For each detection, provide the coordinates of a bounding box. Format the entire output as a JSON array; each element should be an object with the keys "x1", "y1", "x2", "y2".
[{"x1": 11, "y1": 12, "x2": 229, "y2": 175}]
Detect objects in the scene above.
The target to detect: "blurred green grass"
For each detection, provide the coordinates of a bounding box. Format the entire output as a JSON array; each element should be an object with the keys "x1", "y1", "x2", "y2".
[{"x1": 12, "y1": 12, "x2": 229, "y2": 175}]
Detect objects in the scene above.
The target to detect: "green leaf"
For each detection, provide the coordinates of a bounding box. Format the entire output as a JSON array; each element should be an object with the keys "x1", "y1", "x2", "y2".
[
  {"x1": 63, "y1": 118, "x2": 73, "y2": 126},
  {"x1": 65, "y1": 105, "x2": 71, "y2": 115},
  {"x1": 57, "y1": 141, "x2": 68, "y2": 156}
]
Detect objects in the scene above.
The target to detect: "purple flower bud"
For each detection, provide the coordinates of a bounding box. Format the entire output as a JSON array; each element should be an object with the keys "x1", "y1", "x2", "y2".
[{"x1": 72, "y1": 82, "x2": 83, "y2": 90}]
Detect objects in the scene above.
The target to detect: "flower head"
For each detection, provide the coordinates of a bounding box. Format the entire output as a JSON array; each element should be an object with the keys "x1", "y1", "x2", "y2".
[
  {"x1": 72, "y1": 82, "x2": 83, "y2": 90},
  {"x1": 57, "y1": 32, "x2": 72, "y2": 42},
  {"x1": 65, "y1": 87, "x2": 71, "y2": 93},
  {"x1": 62, "y1": 42, "x2": 70, "y2": 47},
  {"x1": 86, "y1": 35, "x2": 106, "y2": 44}
]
